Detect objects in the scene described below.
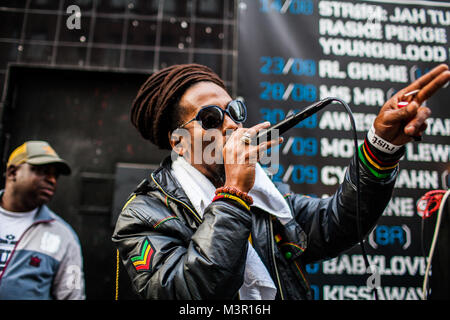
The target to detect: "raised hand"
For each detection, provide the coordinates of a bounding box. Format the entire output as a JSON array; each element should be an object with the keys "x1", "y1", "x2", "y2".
[{"x1": 373, "y1": 64, "x2": 450, "y2": 146}]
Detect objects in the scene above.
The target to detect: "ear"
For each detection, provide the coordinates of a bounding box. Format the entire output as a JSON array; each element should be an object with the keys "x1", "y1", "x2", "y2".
[
  {"x1": 168, "y1": 130, "x2": 184, "y2": 156},
  {"x1": 6, "y1": 165, "x2": 18, "y2": 182}
]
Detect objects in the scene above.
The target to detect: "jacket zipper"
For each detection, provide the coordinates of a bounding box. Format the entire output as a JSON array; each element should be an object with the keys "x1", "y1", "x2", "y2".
[
  {"x1": 150, "y1": 173, "x2": 203, "y2": 224},
  {"x1": 269, "y1": 217, "x2": 285, "y2": 300},
  {"x1": 152, "y1": 172, "x2": 284, "y2": 298}
]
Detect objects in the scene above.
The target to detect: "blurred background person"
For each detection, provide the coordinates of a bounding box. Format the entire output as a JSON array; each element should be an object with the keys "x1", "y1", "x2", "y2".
[{"x1": 0, "y1": 140, "x2": 85, "y2": 300}]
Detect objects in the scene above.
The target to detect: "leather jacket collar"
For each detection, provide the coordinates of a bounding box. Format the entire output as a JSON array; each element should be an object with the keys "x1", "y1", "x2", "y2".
[
  {"x1": 148, "y1": 156, "x2": 203, "y2": 225},
  {"x1": 151, "y1": 157, "x2": 193, "y2": 206}
]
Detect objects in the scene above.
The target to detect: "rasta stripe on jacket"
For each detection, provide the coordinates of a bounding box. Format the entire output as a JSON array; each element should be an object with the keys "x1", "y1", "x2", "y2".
[
  {"x1": 153, "y1": 215, "x2": 179, "y2": 229},
  {"x1": 358, "y1": 138, "x2": 400, "y2": 179},
  {"x1": 131, "y1": 239, "x2": 154, "y2": 271}
]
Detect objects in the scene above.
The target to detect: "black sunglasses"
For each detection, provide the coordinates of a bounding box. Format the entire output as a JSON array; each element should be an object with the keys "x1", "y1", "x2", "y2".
[{"x1": 179, "y1": 99, "x2": 247, "y2": 130}]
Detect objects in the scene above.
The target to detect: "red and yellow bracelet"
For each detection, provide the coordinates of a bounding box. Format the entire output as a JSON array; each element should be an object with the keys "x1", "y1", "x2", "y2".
[
  {"x1": 213, "y1": 192, "x2": 251, "y2": 211},
  {"x1": 215, "y1": 186, "x2": 253, "y2": 205}
]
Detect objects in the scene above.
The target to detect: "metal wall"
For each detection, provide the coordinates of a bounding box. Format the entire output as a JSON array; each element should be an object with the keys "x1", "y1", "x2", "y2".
[
  {"x1": 0, "y1": 0, "x2": 237, "y2": 95},
  {"x1": 0, "y1": 0, "x2": 238, "y2": 300}
]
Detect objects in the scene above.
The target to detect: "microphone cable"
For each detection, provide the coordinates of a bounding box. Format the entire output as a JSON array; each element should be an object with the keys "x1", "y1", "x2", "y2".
[
  {"x1": 329, "y1": 97, "x2": 379, "y2": 301},
  {"x1": 263, "y1": 96, "x2": 381, "y2": 299}
]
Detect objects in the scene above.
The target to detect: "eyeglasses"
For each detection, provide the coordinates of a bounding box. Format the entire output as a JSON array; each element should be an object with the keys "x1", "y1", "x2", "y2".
[{"x1": 178, "y1": 99, "x2": 247, "y2": 130}]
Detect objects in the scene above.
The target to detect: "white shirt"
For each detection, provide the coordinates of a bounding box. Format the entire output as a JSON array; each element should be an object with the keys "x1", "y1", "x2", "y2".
[
  {"x1": 0, "y1": 205, "x2": 38, "y2": 271},
  {"x1": 171, "y1": 156, "x2": 292, "y2": 299}
]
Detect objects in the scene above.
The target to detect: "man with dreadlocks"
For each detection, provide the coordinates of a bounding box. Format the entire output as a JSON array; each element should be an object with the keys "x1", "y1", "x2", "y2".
[{"x1": 112, "y1": 63, "x2": 449, "y2": 300}]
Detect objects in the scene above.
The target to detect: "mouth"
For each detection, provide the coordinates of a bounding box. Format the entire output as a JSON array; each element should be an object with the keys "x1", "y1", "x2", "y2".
[{"x1": 40, "y1": 187, "x2": 55, "y2": 198}]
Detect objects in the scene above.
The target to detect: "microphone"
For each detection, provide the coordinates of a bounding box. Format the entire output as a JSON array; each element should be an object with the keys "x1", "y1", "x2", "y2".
[{"x1": 255, "y1": 97, "x2": 335, "y2": 144}]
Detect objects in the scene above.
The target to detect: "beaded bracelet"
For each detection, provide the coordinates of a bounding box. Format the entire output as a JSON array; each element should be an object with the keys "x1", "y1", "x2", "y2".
[
  {"x1": 215, "y1": 186, "x2": 253, "y2": 205},
  {"x1": 213, "y1": 193, "x2": 251, "y2": 211}
]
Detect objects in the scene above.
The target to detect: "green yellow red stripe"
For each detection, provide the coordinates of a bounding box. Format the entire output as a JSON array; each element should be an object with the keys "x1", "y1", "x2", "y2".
[
  {"x1": 358, "y1": 145, "x2": 396, "y2": 179},
  {"x1": 282, "y1": 242, "x2": 305, "y2": 252},
  {"x1": 362, "y1": 143, "x2": 398, "y2": 171},
  {"x1": 363, "y1": 139, "x2": 398, "y2": 167},
  {"x1": 154, "y1": 215, "x2": 178, "y2": 229},
  {"x1": 131, "y1": 239, "x2": 154, "y2": 271},
  {"x1": 294, "y1": 261, "x2": 310, "y2": 288},
  {"x1": 132, "y1": 245, "x2": 151, "y2": 266},
  {"x1": 164, "y1": 195, "x2": 170, "y2": 208}
]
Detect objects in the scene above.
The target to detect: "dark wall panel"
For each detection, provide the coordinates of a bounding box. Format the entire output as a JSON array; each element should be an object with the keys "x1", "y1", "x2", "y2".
[{"x1": 1, "y1": 65, "x2": 169, "y2": 299}]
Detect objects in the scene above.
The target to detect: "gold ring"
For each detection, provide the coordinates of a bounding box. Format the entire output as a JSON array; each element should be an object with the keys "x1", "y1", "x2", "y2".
[{"x1": 240, "y1": 133, "x2": 252, "y2": 144}]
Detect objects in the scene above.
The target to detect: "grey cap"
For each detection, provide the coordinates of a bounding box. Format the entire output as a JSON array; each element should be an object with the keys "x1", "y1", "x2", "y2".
[{"x1": 7, "y1": 141, "x2": 71, "y2": 175}]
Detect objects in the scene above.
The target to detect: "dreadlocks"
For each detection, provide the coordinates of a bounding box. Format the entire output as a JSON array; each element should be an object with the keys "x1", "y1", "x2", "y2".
[{"x1": 130, "y1": 64, "x2": 226, "y2": 150}]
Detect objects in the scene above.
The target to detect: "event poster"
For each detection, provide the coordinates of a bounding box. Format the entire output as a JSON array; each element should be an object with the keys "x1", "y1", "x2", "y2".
[{"x1": 237, "y1": 0, "x2": 450, "y2": 300}]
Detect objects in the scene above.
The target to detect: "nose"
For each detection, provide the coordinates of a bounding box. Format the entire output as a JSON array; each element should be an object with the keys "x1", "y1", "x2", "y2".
[
  {"x1": 221, "y1": 113, "x2": 239, "y2": 135},
  {"x1": 45, "y1": 172, "x2": 57, "y2": 186}
]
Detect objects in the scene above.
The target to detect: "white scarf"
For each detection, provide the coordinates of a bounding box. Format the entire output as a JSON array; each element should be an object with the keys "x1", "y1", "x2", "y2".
[{"x1": 170, "y1": 156, "x2": 292, "y2": 299}]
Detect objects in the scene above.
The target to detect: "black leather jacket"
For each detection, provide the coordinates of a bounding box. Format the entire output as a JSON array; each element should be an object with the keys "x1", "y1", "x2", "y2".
[{"x1": 112, "y1": 155, "x2": 398, "y2": 300}]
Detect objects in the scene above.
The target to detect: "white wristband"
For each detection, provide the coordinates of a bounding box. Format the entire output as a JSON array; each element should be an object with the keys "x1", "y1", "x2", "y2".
[{"x1": 367, "y1": 124, "x2": 403, "y2": 154}]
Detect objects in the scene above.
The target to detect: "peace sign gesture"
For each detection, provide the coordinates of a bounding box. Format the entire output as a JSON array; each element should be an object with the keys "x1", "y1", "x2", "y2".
[{"x1": 373, "y1": 63, "x2": 450, "y2": 146}]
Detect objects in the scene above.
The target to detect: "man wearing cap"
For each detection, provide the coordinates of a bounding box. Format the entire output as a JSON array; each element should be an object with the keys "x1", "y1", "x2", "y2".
[{"x1": 0, "y1": 141, "x2": 85, "y2": 300}]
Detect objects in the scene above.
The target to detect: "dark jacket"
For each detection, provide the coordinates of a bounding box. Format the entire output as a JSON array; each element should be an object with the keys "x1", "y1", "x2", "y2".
[{"x1": 112, "y1": 155, "x2": 398, "y2": 300}]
